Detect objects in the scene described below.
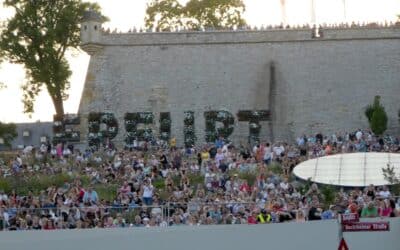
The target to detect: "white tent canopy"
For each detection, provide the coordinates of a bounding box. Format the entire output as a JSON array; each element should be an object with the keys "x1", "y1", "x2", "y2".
[{"x1": 293, "y1": 153, "x2": 400, "y2": 187}]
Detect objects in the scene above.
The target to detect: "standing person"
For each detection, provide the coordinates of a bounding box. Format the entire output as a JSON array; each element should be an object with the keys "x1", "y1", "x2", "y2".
[
  {"x1": 160, "y1": 152, "x2": 168, "y2": 169},
  {"x1": 215, "y1": 136, "x2": 225, "y2": 149},
  {"x1": 256, "y1": 143, "x2": 264, "y2": 163},
  {"x1": 263, "y1": 143, "x2": 272, "y2": 165},
  {"x1": 170, "y1": 137, "x2": 177, "y2": 150},
  {"x1": 56, "y1": 143, "x2": 63, "y2": 158},
  {"x1": 142, "y1": 179, "x2": 154, "y2": 206}
]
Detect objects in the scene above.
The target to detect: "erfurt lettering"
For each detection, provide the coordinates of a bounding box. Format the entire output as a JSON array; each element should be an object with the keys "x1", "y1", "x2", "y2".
[{"x1": 53, "y1": 110, "x2": 270, "y2": 145}]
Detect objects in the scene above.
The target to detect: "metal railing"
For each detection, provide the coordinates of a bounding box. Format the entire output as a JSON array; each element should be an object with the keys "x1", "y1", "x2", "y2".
[
  {"x1": 1, "y1": 200, "x2": 399, "y2": 231},
  {"x1": 0, "y1": 205, "x2": 166, "y2": 231},
  {"x1": 0, "y1": 202, "x2": 263, "y2": 231}
]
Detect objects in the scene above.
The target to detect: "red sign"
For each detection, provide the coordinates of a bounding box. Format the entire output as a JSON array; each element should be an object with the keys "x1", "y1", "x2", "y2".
[
  {"x1": 342, "y1": 222, "x2": 390, "y2": 232},
  {"x1": 341, "y1": 213, "x2": 359, "y2": 224},
  {"x1": 338, "y1": 238, "x2": 349, "y2": 250}
]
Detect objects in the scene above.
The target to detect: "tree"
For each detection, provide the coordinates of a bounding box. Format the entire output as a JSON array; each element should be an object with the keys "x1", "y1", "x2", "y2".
[
  {"x1": 365, "y1": 95, "x2": 380, "y2": 123},
  {"x1": 0, "y1": 122, "x2": 17, "y2": 148},
  {"x1": 382, "y1": 164, "x2": 400, "y2": 195},
  {"x1": 370, "y1": 105, "x2": 388, "y2": 135},
  {"x1": 365, "y1": 95, "x2": 388, "y2": 136},
  {"x1": 145, "y1": 0, "x2": 246, "y2": 31},
  {"x1": 0, "y1": 0, "x2": 105, "y2": 117}
]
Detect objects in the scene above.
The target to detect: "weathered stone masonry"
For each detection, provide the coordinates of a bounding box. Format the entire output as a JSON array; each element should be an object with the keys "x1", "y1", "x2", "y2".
[{"x1": 78, "y1": 13, "x2": 400, "y2": 146}]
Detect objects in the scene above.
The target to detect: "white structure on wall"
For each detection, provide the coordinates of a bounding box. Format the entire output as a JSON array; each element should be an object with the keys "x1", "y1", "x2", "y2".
[{"x1": 294, "y1": 153, "x2": 400, "y2": 187}]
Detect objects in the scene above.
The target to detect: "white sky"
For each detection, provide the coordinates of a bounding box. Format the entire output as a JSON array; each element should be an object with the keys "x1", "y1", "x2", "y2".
[{"x1": 0, "y1": 0, "x2": 399, "y2": 123}]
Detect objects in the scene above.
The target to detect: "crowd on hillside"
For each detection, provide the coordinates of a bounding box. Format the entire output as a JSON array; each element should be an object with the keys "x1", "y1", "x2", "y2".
[{"x1": 0, "y1": 129, "x2": 400, "y2": 231}]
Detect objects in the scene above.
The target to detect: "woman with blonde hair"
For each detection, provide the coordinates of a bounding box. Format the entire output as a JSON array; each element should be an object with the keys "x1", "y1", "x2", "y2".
[{"x1": 296, "y1": 210, "x2": 306, "y2": 222}]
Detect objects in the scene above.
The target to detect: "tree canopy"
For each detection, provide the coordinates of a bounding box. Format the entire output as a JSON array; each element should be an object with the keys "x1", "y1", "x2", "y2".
[
  {"x1": 145, "y1": 0, "x2": 246, "y2": 31},
  {"x1": 0, "y1": 0, "x2": 104, "y2": 117},
  {"x1": 0, "y1": 122, "x2": 17, "y2": 148}
]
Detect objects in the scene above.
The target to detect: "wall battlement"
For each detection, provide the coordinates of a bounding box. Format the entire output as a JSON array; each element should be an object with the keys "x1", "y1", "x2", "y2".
[{"x1": 83, "y1": 26, "x2": 400, "y2": 47}]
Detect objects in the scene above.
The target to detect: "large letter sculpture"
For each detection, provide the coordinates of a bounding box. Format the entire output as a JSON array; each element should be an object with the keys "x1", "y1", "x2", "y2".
[
  {"x1": 159, "y1": 112, "x2": 171, "y2": 141},
  {"x1": 237, "y1": 110, "x2": 270, "y2": 143},
  {"x1": 53, "y1": 114, "x2": 80, "y2": 144},
  {"x1": 124, "y1": 112, "x2": 154, "y2": 144},
  {"x1": 183, "y1": 111, "x2": 196, "y2": 147},
  {"x1": 88, "y1": 113, "x2": 118, "y2": 149},
  {"x1": 204, "y1": 111, "x2": 235, "y2": 142}
]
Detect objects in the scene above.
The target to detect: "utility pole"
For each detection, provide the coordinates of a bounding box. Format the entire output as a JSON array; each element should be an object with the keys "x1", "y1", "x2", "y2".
[
  {"x1": 280, "y1": 0, "x2": 287, "y2": 27},
  {"x1": 342, "y1": 0, "x2": 347, "y2": 23},
  {"x1": 311, "y1": 0, "x2": 317, "y2": 26}
]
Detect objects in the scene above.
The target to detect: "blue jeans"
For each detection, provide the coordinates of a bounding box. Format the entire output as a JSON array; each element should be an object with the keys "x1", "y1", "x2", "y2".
[{"x1": 142, "y1": 197, "x2": 153, "y2": 206}]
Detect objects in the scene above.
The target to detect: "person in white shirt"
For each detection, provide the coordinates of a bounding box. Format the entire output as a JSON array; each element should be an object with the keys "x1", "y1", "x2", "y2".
[
  {"x1": 51, "y1": 148, "x2": 57, "y2": 156},
  {"x1": 0, "y1": 190, "x2": 8, "y2": 202},
  {"x1": 356, "y1": 130, "x2": 363, "y2": 141},
  {"x1": 16, "y1": 155, "x2": 22, "y2": 166},
  {"x1": 142, "y1": 179, "x2": 154, "y2": 205},
  {"x1": 280, "y1": 178, "x2": 289, "y2": 191},
  {"x1": 378, "y1": 186, "x2": 391, "y2": 199},
  {"x1": 63, "y1": 148, "x2": 71, "y2": 157},
  {"x1": 296, "y1": 137, "x2": 305, "y2": 146},
  {"x1": 273, "y1": 144, "x2": 285, "y2": 157},
  {"x1": 40, "y1": 143, "x2": 47, "y2": 153},
  {"x1": 252, "y1": 144, "x2": 259, "y2": 155},
  {"x1": 263, "y1": 143, "x2": 272, "y2": 164},
  {"x1": 214, "y1": 148, "x2": 225, "y2": 166}
]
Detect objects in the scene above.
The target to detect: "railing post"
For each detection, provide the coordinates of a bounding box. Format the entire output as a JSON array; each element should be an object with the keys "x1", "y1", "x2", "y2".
[
  {"x1": 167, "y1": 202, "x2": 170, "y2": 227},
  {"x1": 338, "y1": 216, "x2": 343, "y2": 246}
]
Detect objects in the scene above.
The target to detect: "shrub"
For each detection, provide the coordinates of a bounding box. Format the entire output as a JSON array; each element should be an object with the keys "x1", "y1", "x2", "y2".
[
  {"x1": 268, "y1": 162, "x2": 283, "y2": 175},
  {"x1": 0, "y1": 178, "x2": 11, "y2": 193},
  {"x1": 365, "y1": 96, "x2": 388, "y2": 136},
  {"x1": 370, "y1": 106, "x2": 388, "y2": 135},
  {"x1": 320, "y1": 185, "x2": 337, "y2": 209}
]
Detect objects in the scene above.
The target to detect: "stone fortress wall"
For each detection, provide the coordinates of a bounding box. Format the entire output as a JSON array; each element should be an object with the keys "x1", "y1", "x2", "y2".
[{"x1": 78, "y1": 14, "x2": 400, "y2": 146}]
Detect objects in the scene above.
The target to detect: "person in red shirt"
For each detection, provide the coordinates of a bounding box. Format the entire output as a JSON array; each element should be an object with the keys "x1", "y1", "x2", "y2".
[
  {"x1": 239, "y1": 180, "x2": 251, "y2": 193},
  {"x1": 378, "y1": 199, "x2": 393, "y2": 217},
  {"x1": 43, "y1": 219, "x2": 56, "y2": 230},
  {"x1": 247, "y1": 211, "x2": 258, "y2": 224}
]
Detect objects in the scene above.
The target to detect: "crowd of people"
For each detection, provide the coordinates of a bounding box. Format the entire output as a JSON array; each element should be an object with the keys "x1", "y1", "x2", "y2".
[{"x1": 0, "y1": 129, "x2": 400, "y2": 231}]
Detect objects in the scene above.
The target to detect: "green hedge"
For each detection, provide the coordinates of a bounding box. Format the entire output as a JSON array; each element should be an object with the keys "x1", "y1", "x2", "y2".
[{"x1": 0, "y1": 174, "x2": 90, "y2": 195}]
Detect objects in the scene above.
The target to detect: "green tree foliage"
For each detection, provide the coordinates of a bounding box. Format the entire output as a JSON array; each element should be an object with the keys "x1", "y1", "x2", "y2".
[
  {"x1": 365, "y1": 95, "x2": 380, "y2": 123},
  {"x1": 0, "y1": 122, "x2": 17, "y2": 148},
  {"x1": 0, "y1": 0, "x2": 105, "y2": 116},
  {"x1": 371, "y1": 105, "x2": 388, "y2": 135},
  {"x1": 145, "y1": 0, "x2": 246, "y2": 31},
  {"x1": 382, "y1": 164, "x2": 399, "y2": 184},
  {"x1": 382, "y1": 164, "x2": 400, "y2": 195},
  {"x1": 365, "y1": 95, "x2": 388, "y2": 135},
  {"x1": 320, "y1": 185, "x2": 336, "y2": 209}
]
